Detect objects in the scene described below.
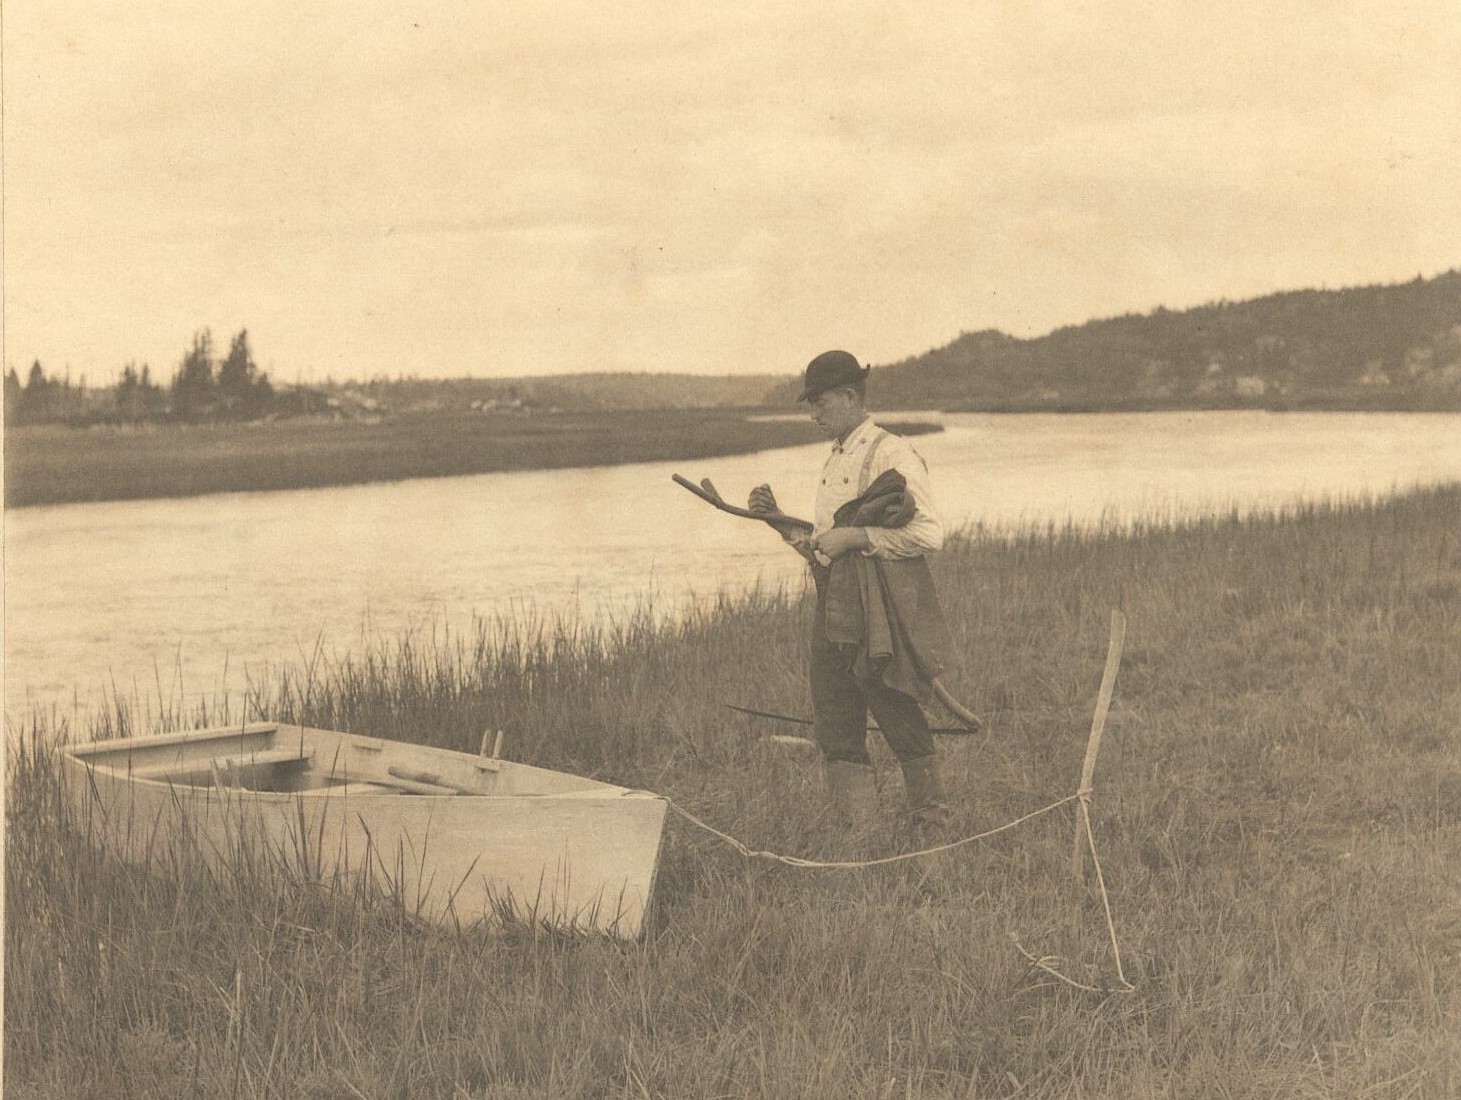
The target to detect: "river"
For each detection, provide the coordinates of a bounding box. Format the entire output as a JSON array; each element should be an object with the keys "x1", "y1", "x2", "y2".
[{"x1": 5, "y1": 411, "x2": 1460, "y2": 720}]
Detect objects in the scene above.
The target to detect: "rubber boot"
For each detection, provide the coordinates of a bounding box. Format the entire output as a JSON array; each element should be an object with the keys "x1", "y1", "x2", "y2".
[
  {"x1": 823, "y1": 758, "x2": 878, "y2": 833},
  {"x1": 900, "y1": 754, "x2": 951, "y2": 830}
]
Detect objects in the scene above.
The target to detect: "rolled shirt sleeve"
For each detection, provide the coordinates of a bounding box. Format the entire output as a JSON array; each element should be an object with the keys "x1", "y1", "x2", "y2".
[{"x1": 863, "y1": 436, "x2": 944, "y2": 558}]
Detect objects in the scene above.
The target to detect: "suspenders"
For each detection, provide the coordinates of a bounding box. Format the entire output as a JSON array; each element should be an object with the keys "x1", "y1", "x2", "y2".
[{"x1": 857, "y1": 427, "x2": 890, "y2": 495}]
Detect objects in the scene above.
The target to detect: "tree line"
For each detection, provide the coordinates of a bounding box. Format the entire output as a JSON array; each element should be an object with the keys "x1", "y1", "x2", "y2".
[
  {"x1": 5, "y1": 328, "x2": 281, "y2": 427},
  {"x1": 767, "y1": 269, "x2": 1461, "y2": 411}
]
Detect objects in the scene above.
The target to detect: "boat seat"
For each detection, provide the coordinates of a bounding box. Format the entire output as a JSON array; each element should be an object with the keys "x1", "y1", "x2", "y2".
[
  {"x1": 131, "y1": 748, "x2": 314, "y2": 786},
  {"x1": 295, "y1": 781, "x2": 400, "y2": 797}
]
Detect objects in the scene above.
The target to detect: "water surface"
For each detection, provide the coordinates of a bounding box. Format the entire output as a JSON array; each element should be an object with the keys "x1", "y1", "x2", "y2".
[{"x1": 6, "y1": 411, "x2": 1459, "y2": 718}]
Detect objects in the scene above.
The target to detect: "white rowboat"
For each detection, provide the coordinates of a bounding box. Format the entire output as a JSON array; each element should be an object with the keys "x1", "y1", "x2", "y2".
[{"x1": 62, "y1": 722, "x2": 668, "y2": 938}]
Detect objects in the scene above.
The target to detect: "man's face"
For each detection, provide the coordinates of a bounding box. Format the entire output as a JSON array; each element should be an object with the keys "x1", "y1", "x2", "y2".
[{"x1": 808, "y1": 387, "x2": 862, "y2": 439}]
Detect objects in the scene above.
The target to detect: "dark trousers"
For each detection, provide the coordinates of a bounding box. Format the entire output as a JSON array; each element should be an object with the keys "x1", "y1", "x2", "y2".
[{"x1": 811, "y1": 572, "x2": 935, "y2": 765}]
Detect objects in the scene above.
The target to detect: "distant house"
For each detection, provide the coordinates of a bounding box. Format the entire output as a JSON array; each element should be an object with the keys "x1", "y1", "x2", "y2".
[
  {"x1": 273, "y1": 386, "x2": 334, "y2": 417},
  {"x1": 1403, "y1": 346, "x2": 1435, "y2": 379},
  {"x1": 470, "y1": 395, "x2": 529, "y2": 414},
  {"x1": 1136, "y1": 359, "x2": 1176, "y2": 399},
  {"x1": 1358, "y1": 361, "x2": 1391, "y2": 386},
  {"x1": 470, "y1": 396, "x2": 523, "y2": 412},
  {"x1": 338, "y1": 390, "x2": 382, "y2": 412},
  {"x1": 1421, "y1": 362, "x2": 1461, "y2": 391}
]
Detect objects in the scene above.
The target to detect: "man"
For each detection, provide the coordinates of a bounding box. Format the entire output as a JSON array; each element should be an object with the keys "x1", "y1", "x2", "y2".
[{"x1": 750, "y1": 349, "x2": 952, "y2": 829}]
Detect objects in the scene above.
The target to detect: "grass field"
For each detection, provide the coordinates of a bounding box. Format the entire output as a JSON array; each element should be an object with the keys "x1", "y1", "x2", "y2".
[
  {"x1": 1, "y1": 411, "x2": 939, "y2": 508},
  {"x1": 6, "y1": 486, "x2": 1461, "y2": 1098}
]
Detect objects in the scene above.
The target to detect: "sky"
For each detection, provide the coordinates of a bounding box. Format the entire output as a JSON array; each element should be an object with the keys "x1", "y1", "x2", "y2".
[{"x1": 4, "y1": 1, "x2": 1459, "y2": 385}]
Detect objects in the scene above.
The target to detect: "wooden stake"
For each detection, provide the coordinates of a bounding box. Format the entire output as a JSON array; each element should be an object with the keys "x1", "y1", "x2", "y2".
[
  {"x1": 1073, "y1": 610, "x2": 1126, "y2": 882},
  {"x1": 476, "y1": 729, "x2": 506, "y2": 773}
]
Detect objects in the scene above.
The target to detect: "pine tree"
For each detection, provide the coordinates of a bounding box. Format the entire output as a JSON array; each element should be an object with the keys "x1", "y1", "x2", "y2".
[
  {"x1": 217, "y1": 329, "x2": 253, "y2": 412},
  {"x1": 23, "y1": 360, "x2": 53, "y2": 422},
  {"x1": 3, "y1": 368, "x2": 22, "y2": 425},
  {"x1": 138, "y1": 364, "x2": 165, "y2": 420},
  {"x1": 170, "y1": 331, "x2": 216, "y2": 421},
  {"x1": 116, "y1": 362, "x2": 141, "y2": 421},
  {"x1": 216, "y1": 329, "x2": 273, "y2": 418}
]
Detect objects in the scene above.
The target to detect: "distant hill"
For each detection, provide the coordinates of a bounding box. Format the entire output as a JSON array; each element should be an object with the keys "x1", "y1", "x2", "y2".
[{"x1": 768, "y1": 270, "x2": 1461, "y2": 412}]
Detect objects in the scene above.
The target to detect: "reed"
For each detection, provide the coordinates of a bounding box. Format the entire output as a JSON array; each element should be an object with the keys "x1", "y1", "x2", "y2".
[{"x1": 7, "y1": 486, "x2": 1461, "y2": 1098}]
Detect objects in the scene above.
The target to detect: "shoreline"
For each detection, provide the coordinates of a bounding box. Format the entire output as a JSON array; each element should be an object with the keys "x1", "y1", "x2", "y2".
[
  {"x1": 11, "y1": 400, "x2": 1460, "y2": 511},
  {"x1": 3, "y1": 409, "x2": 942, "y2": 510}
]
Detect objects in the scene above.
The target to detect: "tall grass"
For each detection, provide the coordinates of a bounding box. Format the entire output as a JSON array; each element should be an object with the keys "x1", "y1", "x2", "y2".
[{"x1": 7, "y1": 486, "x2": 1461, "y2": 1098}]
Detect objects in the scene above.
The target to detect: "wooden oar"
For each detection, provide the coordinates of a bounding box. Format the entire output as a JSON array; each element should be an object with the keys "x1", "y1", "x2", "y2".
[
  {"x1": 385, "y1": 766, "x2": 470, "y2": 795},
  {"x1": 725, "y1": 702, "x2": 980, "y2": 736},
  {"x1": 672, "y1": 474, "x2": 814, "y2": 537},
  {"x1": 679, "y1": 471, "x2": 984, "y2": 731}
]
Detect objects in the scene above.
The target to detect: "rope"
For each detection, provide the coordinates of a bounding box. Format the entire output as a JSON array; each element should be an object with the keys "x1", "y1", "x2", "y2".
[
  {"x1": 1005, "y1": 796, "x2": 1135, "y2": 994},
  {"x1": 1008, "y1": 936, "x2": 1114, "y2": 994},
  {"x1": 1079, "y1": 794, "x2": 1136, "y2": 991},
  {"x1": 668, "y1": 793, "x2": 1079, "y2": 869},
  {"x1": 667, "y1": 786, "x2": 1135, "y2": 993}
]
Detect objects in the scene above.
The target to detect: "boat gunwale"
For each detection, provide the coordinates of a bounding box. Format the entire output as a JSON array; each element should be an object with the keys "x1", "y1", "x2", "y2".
[
  {"x1": 64, "y1": 721, "x2": 281, "y2": 757},
  {"x1": 60, "y1": 722, "x2": 663, "y2": 803},
  {"x1": 61, "y1": 764, "x2": 665, "y2": 803}
]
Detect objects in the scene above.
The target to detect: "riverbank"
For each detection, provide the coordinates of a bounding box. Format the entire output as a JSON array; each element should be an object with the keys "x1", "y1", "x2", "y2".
[
  {"x1": 7, "y1": 485, "x2": 1460, "y2": 1097},
  {"x1": 2, "y1": 410, "x2": 942, "y2": 508}
]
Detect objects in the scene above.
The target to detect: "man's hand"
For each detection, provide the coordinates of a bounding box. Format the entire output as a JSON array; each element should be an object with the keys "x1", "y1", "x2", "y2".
[
  {"x1": 747, "y1": 483, "x2": 778, "y2": 515},
  {"x1": 810, "y1": 527, "x2": 870, "y2": 560},
  {"x1": 784, "y1": 532, "x2": 818, "y2": 564},
  {"x1": 748, "y1": 483, "x2": 817, "y2": 559}
]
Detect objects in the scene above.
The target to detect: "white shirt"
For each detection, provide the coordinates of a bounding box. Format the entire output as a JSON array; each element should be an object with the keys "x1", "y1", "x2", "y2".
[{"x1": 813, "y1": 417, "x2": 945, "y2": 559}]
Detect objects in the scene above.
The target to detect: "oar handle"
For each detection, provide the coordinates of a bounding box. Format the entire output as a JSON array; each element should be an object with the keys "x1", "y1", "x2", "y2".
[{"x1": 672, "y1": 474, "x2": 814, "y2": 535}]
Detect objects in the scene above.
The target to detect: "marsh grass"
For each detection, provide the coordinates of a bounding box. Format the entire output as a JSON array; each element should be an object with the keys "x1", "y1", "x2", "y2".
[{"x1": 7, "y1": 487, "x2": 1461, "y2": 1097}]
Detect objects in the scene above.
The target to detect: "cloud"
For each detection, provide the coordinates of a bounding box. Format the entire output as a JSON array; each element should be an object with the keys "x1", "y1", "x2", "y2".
[{"x1": 6, "y1": 1, "x2": 1459, "y2": 379}]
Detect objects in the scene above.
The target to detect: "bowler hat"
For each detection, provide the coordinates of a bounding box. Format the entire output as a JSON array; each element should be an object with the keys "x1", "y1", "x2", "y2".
[{"x1": 798, "y1": 349, "x2": 869, "y2": 402}]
